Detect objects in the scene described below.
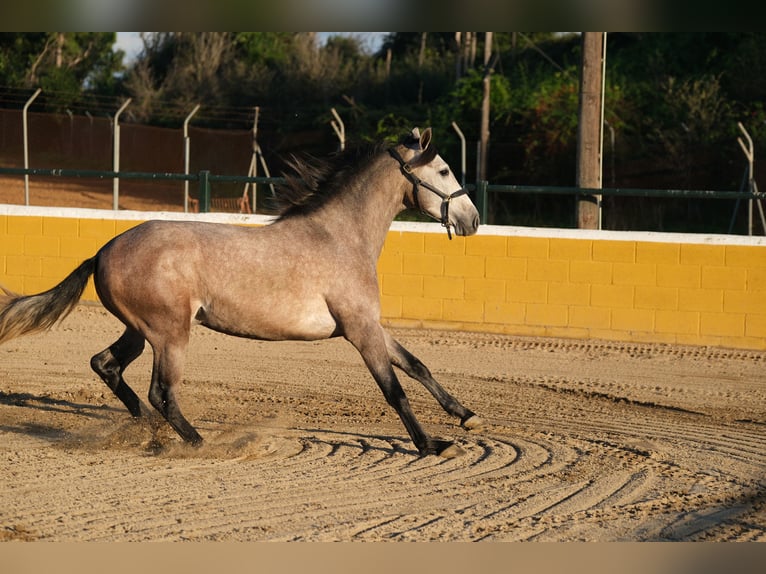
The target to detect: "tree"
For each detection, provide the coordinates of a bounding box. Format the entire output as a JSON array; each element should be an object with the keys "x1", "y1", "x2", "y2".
[{"x1": 0, "y1": 33, "x2": 121, "y2": 109}]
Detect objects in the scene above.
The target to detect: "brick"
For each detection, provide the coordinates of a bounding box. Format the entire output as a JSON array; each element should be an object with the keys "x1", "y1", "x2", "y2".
[
  {"x1": 701, "y1": 312, "x2": 745, "y2": 337},
  {"x1": 507, "y1": 236, "x2": 548, "y2": 259},
  {"x1": 41, "y1": 257, "x2": 79, "y2": 279},
  {"x1": 442, "y1": 299, "x2": 484, "y2": 323},
  {"x1": 424, "y1": 276, "x2": 464, "y2": 300},
  {"x1": 423, "y1": 233, "x2": 462, "y2": 255},
  {"x1": 377, "y1": 252, "x2": 402, "y2": 275},
  {"x1": 591, "y1": 284, "x2": 634, "y2": 309},
  {"x1": 701, "y1": 266, "x2": 747, "y2": 290},
  {"x1": 485, "y1": 301, "x2": 525, "y2": 325},
  {"x1": 7, "y1": 216, "x2": 43, "y2": 236},
  {"x1": 635, "y1": 285, "x2": 678, "y2": 310},
  {"x1": 380, "y1": 294, "x2": 402, "y2": 319},
  {"x1": 526, "y1": 303, "x2": 568, "y2": 327},
  {"x1": 43, "y1": 217, "x2": 79, "y2": 237},
  {"x1": 655, "y1": 310, "x2": 699, "y2": 334},
  {"x1": 725, "y1": 245, "x2": 766, "y2": 268},
  {"x1": 398, "y1": 231, "x2": 425, "y2": 253},
  {"x1": 507, "y1": 280, "x2": 547, "y2": 304},
  {"x1": 745, "y1": 314, "x2": 766, "y2": 338},
  {"x1": 24, "y1": 235, "x2": 59, "y2": 257},
  {"x1": 383, "y1": 274, "x2": 423, "y2": 297},
  {"x1": 78, "y1": 218, "x2": 116, "y2": 239},
  {"x1": 548, "y1": 282, "x2": 590, "y2": 306},
  {"x1": 466, "y1": 235, "x2": 507, "y2": 257},
  {"x1": 723, "y1": 290, "x2": 765, "y2": 314},
  {"x1": 678, "y1": 288, "x2": 723, "y2": 312},
  {"x1": 613, "y1": 262, "x2": 656, "y2": 286},
  {"x1": 636, "y1": 242, "x2": 679, "y2": 264},
  {"x1": 403, "y1": 253, "x2": 443, "y2": 276},
  {"x1": 402, "y1": 296, "x2": 442, "y2": 321},
  {"x1": 60, "y1": 237, "x2": 101, "y2": 259},
  {"x1": 611, "y1": 308, "x2": 654, "y2": 332},
  {"x1": 465, "y1": 278, "x2": 506, "y2": 302},
  {"x1": 569, "y1": 305, "x2": 611, "y2": 329},
  {"x1": 681, "y1": 243, "x2": 725, "y2": 266},
  {"x1": 24, "y1": 276, "x2": 61, "y2": 294},
  {"x1": 444, "y1": 255, "x2": 485, "y2": 278},
  {"x1": 656, "y1": 264, "x2": 700, "y2": 288},
  {"x1": 748, "y1": 268, "x2": 766, "y2": 290},
  {"x1": 0, "y1": 234, "x2": 24, "y2": 256},
  {"x1": 549, "y1": 238, "x2": 592, "y2": 261},
  {"x1": 6, "y1": 255, "x2": 42, "y2": 277},
  {"x1": 486, "y1": 257, "x2": 526, "y2": 280},
  {"x1": 593, "y1": 240, "x2": 635, "y2": 263},
  {"x1": 527, "y1": 259, "x2": 568, "y2": 282},
  {"x1": 569, "y1": 260, "x2": 612, "y2": 284}
]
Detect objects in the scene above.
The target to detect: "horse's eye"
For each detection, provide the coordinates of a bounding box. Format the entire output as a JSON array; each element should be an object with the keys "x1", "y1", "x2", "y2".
[{"x1": 439, "y1": 168, "x2": 450, "y2": 177}]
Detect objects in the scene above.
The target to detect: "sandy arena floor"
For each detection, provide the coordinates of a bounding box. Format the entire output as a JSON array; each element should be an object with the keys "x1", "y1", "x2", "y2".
[{"x1": 1, "y1": 303, "x2": 764, "y2": 542}]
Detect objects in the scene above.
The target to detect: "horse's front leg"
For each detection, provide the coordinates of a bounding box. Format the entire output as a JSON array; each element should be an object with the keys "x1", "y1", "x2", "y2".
[
  {"x1": 344, "y1": 323, "x2": 463, "y2": 458},
  {"x1": 383, "y1": 330, "x2": 484, "y2": 431}
]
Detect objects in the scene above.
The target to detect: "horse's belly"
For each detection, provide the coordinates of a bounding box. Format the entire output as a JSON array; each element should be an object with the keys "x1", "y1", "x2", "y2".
[{"x1": 198, "y1": 298, "x2": 338, "y2": 341}]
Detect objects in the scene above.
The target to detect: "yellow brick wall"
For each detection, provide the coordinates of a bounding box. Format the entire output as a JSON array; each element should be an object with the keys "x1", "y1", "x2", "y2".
[
  {"x1": 2, "y1": 208, "x2": 765, "y2": 350},
  {"x1": 378, "y1": 227, "x2": 766, "y2": 350}
]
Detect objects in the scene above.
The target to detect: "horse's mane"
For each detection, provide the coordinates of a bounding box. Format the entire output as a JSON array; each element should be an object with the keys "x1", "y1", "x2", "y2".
[{"x1": 274, "y1": 131, "x2": 434, "y2": 220}]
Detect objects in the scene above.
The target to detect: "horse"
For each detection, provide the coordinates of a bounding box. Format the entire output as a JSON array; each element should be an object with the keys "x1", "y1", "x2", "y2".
[{"x1": 0, "y1": 127, "x2": 483, "y2": 458}]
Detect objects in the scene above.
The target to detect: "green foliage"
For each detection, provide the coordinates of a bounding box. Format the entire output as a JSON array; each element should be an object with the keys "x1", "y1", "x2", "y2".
[{"x1": 2, "y1": 32, "x2": 766, "y2": 231}]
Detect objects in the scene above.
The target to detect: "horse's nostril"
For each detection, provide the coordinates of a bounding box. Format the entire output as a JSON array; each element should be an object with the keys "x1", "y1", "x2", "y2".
[{"x1": 473, "y1": 215, "x2": 480, "y2": 230}]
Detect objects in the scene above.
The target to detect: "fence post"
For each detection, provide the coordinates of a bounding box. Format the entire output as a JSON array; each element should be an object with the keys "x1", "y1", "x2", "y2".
[
  {"x1": 476, "y1": 180, "x2": 489, "y2": 225},
  {"x1": 198, "y1": 170, "x2": 211, "y2": 213}
]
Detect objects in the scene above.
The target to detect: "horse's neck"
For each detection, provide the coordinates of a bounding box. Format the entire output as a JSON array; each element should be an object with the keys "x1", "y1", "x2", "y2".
[{"x1": 308, "y1": 159, "x2": 407, "y2": 259}]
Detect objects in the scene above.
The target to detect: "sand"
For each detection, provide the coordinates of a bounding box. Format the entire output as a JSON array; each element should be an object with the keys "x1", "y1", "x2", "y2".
[{"x1": 1, "y1": 304, "x2": 764, "y2": 542}]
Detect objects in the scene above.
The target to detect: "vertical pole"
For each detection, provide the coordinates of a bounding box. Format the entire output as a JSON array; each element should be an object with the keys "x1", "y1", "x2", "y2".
[
  {"x1": 737, "y1": 122, "x2": 755, "y2": 236},
  {"x1": 476, "y1": 180, "x2": 489, "y2": 225},
  {"x1": 249, "y1": 106, "x2": 259, "y2": 211},
  {"x1": 451, "y1": 121, "x2": 467, "y2": 188},
  {"x1": 198, "y1": 170, "x2": 211, "y2": 213},
  {"x1": 22, "y1": 88, "x2": 42, "y2": 206},
  {"x1": 479, "y1": 32, "x2": 493, "y2": 182},
  {"x1": 183, "y1": 104, "x2": 200, "y2": 213},
  {"x1": 112, "y1": 98, "x2": 132, "y2": 211},
  {"x1": 330, "y1": 107, "x2": 345, "y2": 151},
  {"x1": 576, "y1": 32, "x2": 605, "y2": 229}
]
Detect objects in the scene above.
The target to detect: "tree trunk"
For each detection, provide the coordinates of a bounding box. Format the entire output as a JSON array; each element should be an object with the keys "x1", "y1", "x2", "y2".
[
  {"x1": 576, "y1": 32, "x2": 605, "y2": 230},
  {"x1": 479, "y1": 32, "x2": 493, "y2": 182}
]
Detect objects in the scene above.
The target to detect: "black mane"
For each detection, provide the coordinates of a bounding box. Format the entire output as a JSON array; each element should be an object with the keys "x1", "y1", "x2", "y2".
[
  {"x1": 274, "y1": 142, "x2": 387, "y2": 220},
  {"x1": 274, "y1": 131, "x2": 433, "y2": 220}
]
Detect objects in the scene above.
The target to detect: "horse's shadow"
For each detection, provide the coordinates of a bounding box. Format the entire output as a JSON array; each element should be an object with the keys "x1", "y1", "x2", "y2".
[{"x1": 0, "y1": 390, "x2": 122, "y2": 444}]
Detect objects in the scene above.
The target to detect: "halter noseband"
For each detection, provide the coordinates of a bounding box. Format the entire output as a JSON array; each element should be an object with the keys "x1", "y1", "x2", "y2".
[{"x1": 388, "y1": 147, "x2": 468, "y2": 240}]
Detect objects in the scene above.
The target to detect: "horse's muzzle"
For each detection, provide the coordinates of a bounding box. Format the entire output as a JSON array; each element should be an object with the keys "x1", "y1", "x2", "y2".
[{"x1": 453, "y1": 213, "x2": 480, "y2": 237}]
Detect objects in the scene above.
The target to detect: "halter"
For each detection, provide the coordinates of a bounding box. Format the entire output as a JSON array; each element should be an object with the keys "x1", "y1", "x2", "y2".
[{"x1": 388, "y1": 148, "x2": 468, "y2": 240}]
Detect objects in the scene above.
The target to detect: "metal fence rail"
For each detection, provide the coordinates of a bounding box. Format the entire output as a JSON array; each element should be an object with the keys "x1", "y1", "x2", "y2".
[{"x1": 2, "y1": 167, "x2": 764, "y2": 232}]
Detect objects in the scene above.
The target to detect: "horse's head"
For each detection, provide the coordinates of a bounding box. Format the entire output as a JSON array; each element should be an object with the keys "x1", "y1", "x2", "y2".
[{"x1": 390, "y1": 127, "x2": 480, "y2": 239}]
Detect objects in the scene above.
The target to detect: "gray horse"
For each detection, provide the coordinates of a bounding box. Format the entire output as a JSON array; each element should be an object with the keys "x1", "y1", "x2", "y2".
[{"x1": 0, "y1": 127, "x2": 483, "y2": 457}]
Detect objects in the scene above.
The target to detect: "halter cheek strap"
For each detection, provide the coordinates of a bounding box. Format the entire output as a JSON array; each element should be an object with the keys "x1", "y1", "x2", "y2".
[{"x1": 388, "y1": 148, "x2": 468, "y2": 240}]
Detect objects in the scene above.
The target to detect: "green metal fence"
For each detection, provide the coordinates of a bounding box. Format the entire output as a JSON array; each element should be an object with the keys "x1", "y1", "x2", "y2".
[{"x1": 2, "y1": 167, "x2": 764, "y2": 231}]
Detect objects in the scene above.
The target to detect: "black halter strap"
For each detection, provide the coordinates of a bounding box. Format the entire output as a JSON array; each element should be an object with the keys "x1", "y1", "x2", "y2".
[{"x1": 388, "y1": 147, "x2": 468, "y2": 240}]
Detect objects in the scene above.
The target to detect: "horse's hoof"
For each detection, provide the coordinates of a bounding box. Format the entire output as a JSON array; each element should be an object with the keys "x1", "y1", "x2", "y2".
[
  {"x1": 438, "y1": 442, "x2": 466, "y2": 459},
  {"x1": 461, "y1": 414, "x2": 485, "y2": 431}
]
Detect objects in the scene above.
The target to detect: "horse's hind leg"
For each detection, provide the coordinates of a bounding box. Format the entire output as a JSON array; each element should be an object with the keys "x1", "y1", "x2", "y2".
[
  {"x1": 383, "y1": 330, "x2": 484, "y2": 431},
  {"x1": 91, "y1": 327, "x2": 147, "y2": 418},
  {"x1": 147, "y1": 342, "x2": 203, "y2": 446}
]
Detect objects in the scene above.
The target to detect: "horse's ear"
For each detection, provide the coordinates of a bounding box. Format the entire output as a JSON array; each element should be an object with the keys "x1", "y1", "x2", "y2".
[
  {"x1": 410, "y1": 127, "x2": 421, "y2": 141},
  {"x1": 420, "y1": 127, "x2": 432, "y2": 151}
]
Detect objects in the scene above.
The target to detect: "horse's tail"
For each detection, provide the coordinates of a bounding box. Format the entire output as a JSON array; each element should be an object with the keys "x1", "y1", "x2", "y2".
[{"x1": 0, "y1": 257, "x2": 96, "y2": 346}]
